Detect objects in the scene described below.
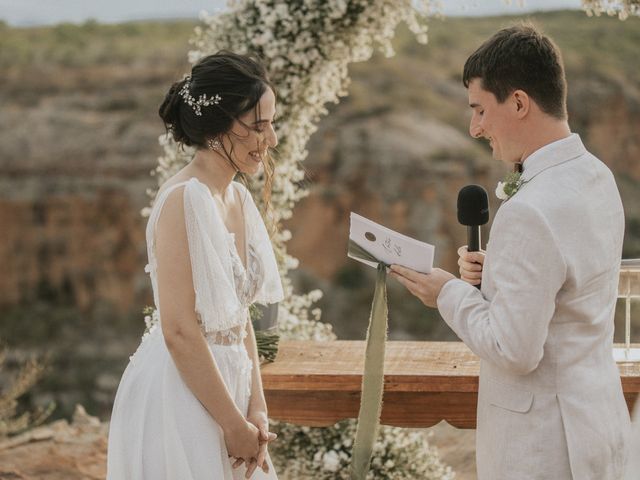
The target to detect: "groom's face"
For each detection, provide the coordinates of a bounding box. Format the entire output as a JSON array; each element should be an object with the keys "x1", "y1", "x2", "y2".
[{"x1": 467, "y1": 78, "x2": 520, "y2": 164}]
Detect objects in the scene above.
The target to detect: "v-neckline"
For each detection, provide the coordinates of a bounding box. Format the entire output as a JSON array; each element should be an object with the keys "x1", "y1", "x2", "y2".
[
  {"x1": 202, "y1": 179, "x2": 249, "y2": 273},
  {"x1": 160, "y1": 177, "x2": 249, "y2": 272}
]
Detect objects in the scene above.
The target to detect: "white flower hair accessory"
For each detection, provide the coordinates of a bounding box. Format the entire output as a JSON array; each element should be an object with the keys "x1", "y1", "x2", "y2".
[
  {"x1": 179, "y1": 75, "x2": 222, "y2": 116},
  {"x1": 496, "y1": 171, "x2": 526, "y2": 200}
]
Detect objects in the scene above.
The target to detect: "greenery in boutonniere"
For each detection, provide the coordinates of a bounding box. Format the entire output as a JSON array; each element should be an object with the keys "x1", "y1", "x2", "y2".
[{"x1": 495, "y1": 171, "x2": 526, "y2": 200}]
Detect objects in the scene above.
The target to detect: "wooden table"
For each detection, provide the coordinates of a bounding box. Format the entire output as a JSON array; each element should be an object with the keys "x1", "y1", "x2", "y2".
[{"x1": 261, "y1": 341, "x2": 640, "y2": 429}]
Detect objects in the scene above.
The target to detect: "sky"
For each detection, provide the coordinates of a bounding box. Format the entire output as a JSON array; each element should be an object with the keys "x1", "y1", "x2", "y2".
[{"x1": 0, "y1": 0, "x2": 584, "y2": 27}]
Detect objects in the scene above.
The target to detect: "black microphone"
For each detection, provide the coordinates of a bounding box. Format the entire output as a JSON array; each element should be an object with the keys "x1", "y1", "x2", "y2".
[{"x1": 457, "y1": 185, "x2": 489, "y2": 288}]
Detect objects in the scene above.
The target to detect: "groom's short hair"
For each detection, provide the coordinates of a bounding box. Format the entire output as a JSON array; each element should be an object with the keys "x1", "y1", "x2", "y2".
[{"x1": 463, "y1": 24, "x2": 567, "y2": 120}]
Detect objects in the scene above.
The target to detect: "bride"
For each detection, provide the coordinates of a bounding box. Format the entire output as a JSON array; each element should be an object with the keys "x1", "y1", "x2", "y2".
[{"x1": 107, "y1": 51, "x2": 284, "y2": 479}]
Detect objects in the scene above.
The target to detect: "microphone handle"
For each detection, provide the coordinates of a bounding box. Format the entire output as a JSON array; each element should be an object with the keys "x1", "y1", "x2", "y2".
[
  {"x1": 467, "y1": 225, "x2": 481, "y2": 252},
  {"x1": 467, "y1": 226, "x2": 482, "y2": 290}
]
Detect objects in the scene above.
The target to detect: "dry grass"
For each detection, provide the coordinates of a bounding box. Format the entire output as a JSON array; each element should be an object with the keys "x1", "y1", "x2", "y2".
[{"x1": 0, "y1": 343, "x2": 55, "y2": 437}]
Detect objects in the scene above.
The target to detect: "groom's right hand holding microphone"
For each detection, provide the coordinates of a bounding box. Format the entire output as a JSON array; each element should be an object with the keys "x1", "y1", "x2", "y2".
[
  {"x1": 457, "y1": 245, "x2": 485, "y2": 286},
  {"x1": 456, "y1": 184, "x2": 488, "y2": 288}
]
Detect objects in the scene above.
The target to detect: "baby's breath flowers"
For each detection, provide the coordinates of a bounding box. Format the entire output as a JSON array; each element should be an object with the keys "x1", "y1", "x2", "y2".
[
  {"x1": 582, "y1": 0, "x2": 640, "y2": 20},
  {"x1": 270, "y1": 421, "x2": 455, "y2": 479}
]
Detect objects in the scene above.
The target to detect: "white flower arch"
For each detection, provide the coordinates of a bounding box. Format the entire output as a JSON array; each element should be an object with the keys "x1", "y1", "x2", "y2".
[{"x1": 150, "y1": 0, "x2": 433, "y2": 345}]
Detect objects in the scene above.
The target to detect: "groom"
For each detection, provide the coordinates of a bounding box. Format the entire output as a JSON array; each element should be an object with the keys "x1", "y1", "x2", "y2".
[{"x1": 391, "y1": 25, "x2": 631, "y2": 479}]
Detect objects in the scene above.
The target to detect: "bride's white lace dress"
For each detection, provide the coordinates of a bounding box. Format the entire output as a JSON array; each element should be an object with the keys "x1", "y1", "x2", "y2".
[{"x1": 106, "y1": 177, "x2": 284, "y2": 480}]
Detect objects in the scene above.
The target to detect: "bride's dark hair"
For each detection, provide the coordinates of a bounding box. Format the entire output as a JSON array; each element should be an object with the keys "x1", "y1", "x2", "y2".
[{"x1": 159, "y1": 51, "x2": 276, "y2": 214}]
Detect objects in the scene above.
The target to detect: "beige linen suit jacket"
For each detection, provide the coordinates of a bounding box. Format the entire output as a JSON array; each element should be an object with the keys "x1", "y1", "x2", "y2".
[
  {"x1": 624, "y1": 396, "x2": 640, "y2": 479},
  {"x1": 437, "y1": 134, "x2": 631, "y2": 480}
]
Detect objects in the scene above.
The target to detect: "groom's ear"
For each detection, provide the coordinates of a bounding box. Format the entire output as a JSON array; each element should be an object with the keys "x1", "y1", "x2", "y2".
[{"x1": 512, "y1": 89, "x2": 530, "y2": 119}]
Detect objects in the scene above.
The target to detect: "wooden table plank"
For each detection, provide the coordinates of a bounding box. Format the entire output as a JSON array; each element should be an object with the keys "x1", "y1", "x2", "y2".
[{"x1": 261, "y1": 341, "x2": 640, "y2": 429}]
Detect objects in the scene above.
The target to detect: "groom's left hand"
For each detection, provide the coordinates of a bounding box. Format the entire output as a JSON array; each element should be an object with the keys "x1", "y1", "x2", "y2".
[{"x1": 390, "y1": 265, "x2": 456, "y2": 308}]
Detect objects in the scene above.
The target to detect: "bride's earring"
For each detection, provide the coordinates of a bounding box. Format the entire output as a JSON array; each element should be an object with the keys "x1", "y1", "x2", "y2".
[{"x1": 207, "y1": 138, "x2": 222, "y2": 150}]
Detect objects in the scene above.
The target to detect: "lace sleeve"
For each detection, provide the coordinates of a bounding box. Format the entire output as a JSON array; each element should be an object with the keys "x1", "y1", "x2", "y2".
[{"x1": 183, "y1": 179, "x2": 246, "y2": 333}]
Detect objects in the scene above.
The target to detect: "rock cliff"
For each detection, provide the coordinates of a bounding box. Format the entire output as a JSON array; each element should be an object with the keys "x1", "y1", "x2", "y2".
[{"x1": 0, "y1": 12, "x2": 638, "y2": 419}]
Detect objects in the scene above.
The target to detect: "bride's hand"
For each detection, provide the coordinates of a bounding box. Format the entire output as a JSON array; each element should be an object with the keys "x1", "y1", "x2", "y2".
[
  {"x1": 231, "y1": 436, "x2": 276, "y2": 478},
  {"x1": 223, "y1": 419, "x2": 260, "y2": 467},
  {"x1": 242, "y1": 409, "x2": 277, "y2": 476}
]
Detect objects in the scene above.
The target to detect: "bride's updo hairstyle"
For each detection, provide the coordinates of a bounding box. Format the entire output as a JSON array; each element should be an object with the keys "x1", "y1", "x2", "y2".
[
  {"x1": 159, "y1": 51, "x2": 277, "y2": 212},
  {"x1": 159, "y1": 51, "x2": 274, "y2": 148}
]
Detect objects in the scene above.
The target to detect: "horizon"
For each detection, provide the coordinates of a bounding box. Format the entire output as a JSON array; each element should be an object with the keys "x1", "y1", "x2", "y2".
[{"x1": 0, "y1": 0, "x2": 585, "y2": 27}]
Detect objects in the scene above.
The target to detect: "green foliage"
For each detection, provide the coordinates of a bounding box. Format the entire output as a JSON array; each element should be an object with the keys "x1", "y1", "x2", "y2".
[
  {"x1": 0, "y1": 20, "x2": 196, "y2": 68},
  {"x1": 0, "y1": 342, "x2": 55, "y2": 437},
  {"x1": 255, "y1": 330, "x2": 280, "y2": 363}
]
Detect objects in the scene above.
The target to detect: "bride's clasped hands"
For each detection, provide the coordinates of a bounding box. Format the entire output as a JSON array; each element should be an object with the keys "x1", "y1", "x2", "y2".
[{"x1": 227, "y1": 408, "x2": 278, "y2": 477}]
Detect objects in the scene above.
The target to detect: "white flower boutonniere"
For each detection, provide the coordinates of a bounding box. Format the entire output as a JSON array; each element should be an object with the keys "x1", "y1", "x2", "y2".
[{"x1": 496, "y1": 172, "x2": 525, "y2": 200}]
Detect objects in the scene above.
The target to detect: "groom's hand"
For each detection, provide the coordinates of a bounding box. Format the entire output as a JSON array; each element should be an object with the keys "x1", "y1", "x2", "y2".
[
  {"x1": 390, "y1": 266, "x2": 455, "y2": 308},
  {"x1": 457, "y1": 245, "x2": 485, "y2": 286}
]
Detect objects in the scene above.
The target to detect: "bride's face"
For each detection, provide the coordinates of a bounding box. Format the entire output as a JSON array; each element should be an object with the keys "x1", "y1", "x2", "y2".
[{"x1": 224, "y1": 88, "x2": 277, "y2": 176}]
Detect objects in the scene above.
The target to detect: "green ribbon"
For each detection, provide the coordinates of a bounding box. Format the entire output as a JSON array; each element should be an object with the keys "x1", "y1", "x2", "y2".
[{"x1": 348, "y1": 239, "x2": 389, "y2": 480}]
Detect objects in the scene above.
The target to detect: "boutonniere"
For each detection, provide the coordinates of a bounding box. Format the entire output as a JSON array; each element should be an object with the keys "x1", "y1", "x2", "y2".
[{"x1": 495, "y1": 172, "x2": 526, "y2": 200}]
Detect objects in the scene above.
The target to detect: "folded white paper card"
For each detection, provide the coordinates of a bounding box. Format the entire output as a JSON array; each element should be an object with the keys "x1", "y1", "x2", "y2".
[{"x1": 348, "y1": 212, "x2": 435, "y2": 274}]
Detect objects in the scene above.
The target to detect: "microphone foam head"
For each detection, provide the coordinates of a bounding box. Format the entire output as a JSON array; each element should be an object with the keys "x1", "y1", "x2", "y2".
[{"x1": 457, "y1": 184, "x2": 489, "y2": 226}]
